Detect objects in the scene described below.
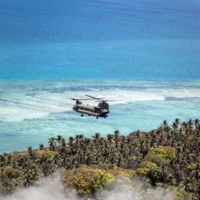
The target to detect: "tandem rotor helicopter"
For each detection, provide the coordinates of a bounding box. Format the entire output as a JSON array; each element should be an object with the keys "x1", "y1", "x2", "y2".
[{"x1": 70, "y1": 95, "x2": 113, "y2": 119}]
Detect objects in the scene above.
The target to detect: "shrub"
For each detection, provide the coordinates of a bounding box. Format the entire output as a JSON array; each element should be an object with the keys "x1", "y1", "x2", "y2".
[
  {"x1": 143, "y1": 146, "x2": 176, "y2": 166},
  {"x1": 1, "y1": 166, "x2": 20, "y2": 179},
  {"x1": 136, "y1": 161, "x2": 158, "y2": 185},
  {"x1": 64, "y1": 165, "x2": 114, "y2": 196}
]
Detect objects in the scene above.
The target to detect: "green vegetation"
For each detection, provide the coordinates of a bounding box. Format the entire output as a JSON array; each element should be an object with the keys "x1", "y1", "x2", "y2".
[
  {"x1": 65, "y1": 165, "x2": 115, "y2": 196},
  {"x1": 0, "y1": 119, "x2": 200, "y2": 199}
]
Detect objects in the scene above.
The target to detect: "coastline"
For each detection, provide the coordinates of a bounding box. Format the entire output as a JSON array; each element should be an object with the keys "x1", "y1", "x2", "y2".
[
  {"x1": 1, "y1": 119, "x2": 199, "y2": 199},
  {"x1": 1, "y1": 79, "x2": 200, "y2": 153}
]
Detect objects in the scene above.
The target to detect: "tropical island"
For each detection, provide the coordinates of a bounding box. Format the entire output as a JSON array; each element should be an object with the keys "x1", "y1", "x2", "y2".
[{"x1": 0, "y1": 119, "x2": 200, "y2": 199}]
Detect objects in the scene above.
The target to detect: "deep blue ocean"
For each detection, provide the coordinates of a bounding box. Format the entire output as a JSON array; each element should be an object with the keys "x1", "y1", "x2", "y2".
[{"x1": 0, "y1": 0, "x2": 200, "y2": 153}]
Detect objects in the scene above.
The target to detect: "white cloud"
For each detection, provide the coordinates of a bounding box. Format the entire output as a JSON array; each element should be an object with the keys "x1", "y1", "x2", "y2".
[{"x1": 0, "y1": 173, "x2": 175, "y2": 200}]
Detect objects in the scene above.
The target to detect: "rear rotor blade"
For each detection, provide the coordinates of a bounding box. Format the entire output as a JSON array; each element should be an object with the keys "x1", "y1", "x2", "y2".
[
  {"x1": 95, "y1": 100, "x2": 121, "y2": 102},
  {"x1": 85, "y1": 95, "x2": 104, "y2": 100}
]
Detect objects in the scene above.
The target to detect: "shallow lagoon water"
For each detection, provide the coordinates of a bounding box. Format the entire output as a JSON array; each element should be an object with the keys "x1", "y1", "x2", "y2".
[
  {"x1": 1, "y1": 80, "x2": 200, "y2": 153},
  {"x1": 0, "y1": 0, "x2": 200, "y2": 153}
]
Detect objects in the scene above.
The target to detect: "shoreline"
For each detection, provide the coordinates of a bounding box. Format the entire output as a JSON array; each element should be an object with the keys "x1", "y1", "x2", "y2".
[{"x1": 0, "y1": 119, "x2": 199, "y2": 199}]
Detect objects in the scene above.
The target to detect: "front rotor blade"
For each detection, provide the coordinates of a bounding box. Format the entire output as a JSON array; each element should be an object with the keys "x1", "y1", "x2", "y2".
[{"x1": 71, "y1": 98, "x2": 93, "y2": 100}]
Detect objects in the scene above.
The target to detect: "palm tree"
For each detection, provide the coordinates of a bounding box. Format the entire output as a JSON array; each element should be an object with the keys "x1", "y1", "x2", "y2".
[
  {"x1": 136, "y1": 130, "x2": 140, "y2": 139},
  {"x1": 162, "y1": 120, "x2": 168, "y2": 127},
  {"x1": 68, "y1": 136, "x2": 74, "y2": 146},
  {"x1": 93, "y1": 132, "x2": 100, "y2": 140},
  {"x1": 194, "y1": 119, "x2": 199, "y2": 129},
  {"x1": 114, "y1": 130, "x2": 120, "y2": 139},
  {"x1": 27, "y1": 146, "x2": 33, "y2": 157},
  {"x1": 39, "y1": 144, "x2": 44, "y2": 150},
  {"x1": 107, "y1": 134, "x2": 113, "y2": 143},
  {"x1": 22, "y1": 165, "x2": 39, "y2": 187},
  {"x1": 171, "y1": 122, "x2": 178, "y2": 130},
  {"x1": 171, "y1": 118, "x2": 181, "y2": 130},
  {"x1": 48, "y1": 138, "x2": 56, "y2": 151},
  {"x1": 56, "y1": 135, "x2": 63, "y2": 144}
]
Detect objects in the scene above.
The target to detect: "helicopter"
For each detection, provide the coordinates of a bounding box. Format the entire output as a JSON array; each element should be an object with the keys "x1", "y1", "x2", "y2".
[{"x1": 71, "y1": 95, "x2": 111, "y2": 119}]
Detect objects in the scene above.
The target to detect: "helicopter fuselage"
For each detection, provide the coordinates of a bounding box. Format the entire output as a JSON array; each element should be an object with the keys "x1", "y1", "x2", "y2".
[{"x1": 73, "y1": 101, "x2": 109, "y2": 118}]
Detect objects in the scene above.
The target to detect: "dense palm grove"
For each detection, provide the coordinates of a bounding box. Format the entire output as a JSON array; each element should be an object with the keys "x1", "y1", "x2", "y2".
[{"x1": 0, "y1": 119, "x2": 200, "y2": 199}]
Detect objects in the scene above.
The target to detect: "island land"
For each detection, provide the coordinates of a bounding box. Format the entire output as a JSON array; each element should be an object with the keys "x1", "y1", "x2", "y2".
[{"x1": 0, "y1": 119, "x2": 199, "y2": 200}]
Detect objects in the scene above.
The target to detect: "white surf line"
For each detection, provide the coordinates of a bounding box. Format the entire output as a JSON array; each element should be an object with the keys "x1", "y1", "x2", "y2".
[
  {"x1": 22, "y1": 97, "x2": 68, "y2": 107},
  {"x1": 0, "y1": 99, "x2": 71, "y2": 113}
]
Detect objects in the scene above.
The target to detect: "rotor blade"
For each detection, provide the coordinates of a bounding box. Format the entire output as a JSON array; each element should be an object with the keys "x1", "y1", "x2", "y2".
[
  {"x1": 71, "y1": 98, "x2": 92, "y2": 100},
  {"x1": 95, "y1": 100, "x2": 121, "y2": 102},
  {"x1": 85, "y1": 95, "x2": 104, "y2": 100}
]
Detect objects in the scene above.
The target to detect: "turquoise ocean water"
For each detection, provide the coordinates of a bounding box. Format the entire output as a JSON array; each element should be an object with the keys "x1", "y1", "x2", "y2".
[{"x1": 0, "y1": 0, "x2": 200, "y2": 153}]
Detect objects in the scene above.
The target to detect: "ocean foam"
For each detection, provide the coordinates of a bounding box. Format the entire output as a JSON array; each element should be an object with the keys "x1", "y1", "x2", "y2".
[
  {"x1": 1, "y1": 80, "x2": 200, "y2": 153},
  {"x1": 1, "y1": 80, "x2": 200, "y2": 122}
]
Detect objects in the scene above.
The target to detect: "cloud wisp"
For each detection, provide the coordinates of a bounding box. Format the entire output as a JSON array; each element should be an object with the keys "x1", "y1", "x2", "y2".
[{"x1": 0, "y1": 173, "x2": 175, "y2": 200}]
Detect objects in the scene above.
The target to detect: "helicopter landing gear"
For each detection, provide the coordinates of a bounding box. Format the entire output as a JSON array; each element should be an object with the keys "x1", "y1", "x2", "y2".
[{"x1": 81, "y1": 114, "x2": 84, "y2": 117}]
